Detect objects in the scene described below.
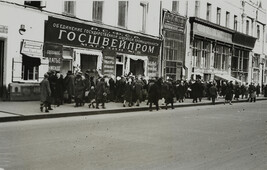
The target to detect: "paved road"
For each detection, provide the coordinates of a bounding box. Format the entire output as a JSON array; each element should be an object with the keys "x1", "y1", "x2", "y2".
[{"x1": 0, "y1": 101, "x2": 267, "y2": 170}]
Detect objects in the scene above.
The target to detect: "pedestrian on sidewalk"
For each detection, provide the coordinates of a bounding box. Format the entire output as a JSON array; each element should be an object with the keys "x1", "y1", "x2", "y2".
[
  {"x1": 256, "y1": 83, "x2": 261, "y2": 97},
  {"x1": 164, "y1": 78, "x2": 175, "y2": 110},
  {"x1": 74, "y1": 72, "x2": 85, "y2": 107},
  {"x1": 40, "y1": 73, "x2": 51, "y2": 112},
  {"x1": 95, "y1": 77, "x2": 107, "y2": 109},
  {"x1": 209, "y1": 82, "x2": 218, "y2": 105},
  {"x1": 148, "y1": 78, "x2": 160, "y2": 111},
  {"x1": 88, "y1": 86, "x2": 96, "y2": 108},
  {"x1": 224, "y1": 81, "x2": 234, "y2": 105},
  {"x1": 123, "y1": 77, "x2": 134, "y2": 107},
  {"x1": 64, "y1": 70, "x2": 75, "y2": 103},
  {"x1": 134, "y1": 75, "x2": 144, "y2": 106},
  {"x1": 55, "y1": 72, "x2": 64, "y2": 107},
  {"x1": 248, "y1": 82, "x2": 256, "y2": 102},
  {"x1": 233, "y1": 82, "x2": 240, "y2": 100}
]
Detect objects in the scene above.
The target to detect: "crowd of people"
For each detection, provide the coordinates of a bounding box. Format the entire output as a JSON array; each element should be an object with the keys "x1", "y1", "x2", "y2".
[{"x1": 39, "y1": 70, "x2": 267, "y2": 112}]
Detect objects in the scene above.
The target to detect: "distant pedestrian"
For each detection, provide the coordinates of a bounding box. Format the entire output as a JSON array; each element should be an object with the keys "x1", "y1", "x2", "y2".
[
  {"x1": 224, "y1": 81, "x2": 234, "y2": 105},
  {"x1": 64, "y1": 71, "x2": 75, "y2": 103},
  {"x1": 256, "y1": 83, "x2": 261, "y2": 97},
  {"x1": 88, "y1": 86, "x2": 96, "y2": 108},
  {"x1": 148, "y1": 78, "x2": 161, "y2": 111},
  {"x1": 40, "y1": 73, "x2": 51, "y2": 113},
  {"x1": 95, "y1": 77, "x2": 107, "y2": 109},
  {"x1": 123, "y1": 78, "x2": 134, "y2": 107},
  {"x1": 164, "y1": 78, "x2": 175, "y2": 110},
  {"x1": 74, "y1": 72, "x2": 85, "y2": 107},
  {"x1": 248, "y1": 82, "x2": 256, "y2": 102}
]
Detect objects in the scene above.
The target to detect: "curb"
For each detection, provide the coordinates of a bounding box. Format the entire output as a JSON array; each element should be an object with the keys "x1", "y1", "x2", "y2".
[{"x1": 0, "y1": 98, "x2": 266, "y2": 123}]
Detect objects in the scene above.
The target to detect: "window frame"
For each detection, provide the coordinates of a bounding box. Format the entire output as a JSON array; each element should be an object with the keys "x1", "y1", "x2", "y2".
[
  {"x1": 63, "y1": 1, "x2": 76, "y2": 16},
  {"x1": 118, "y1": 1, "x2": 128, "y2": 28},
  {"x1": 92, "y1": 1, "x2": 104, "y2": 22}
]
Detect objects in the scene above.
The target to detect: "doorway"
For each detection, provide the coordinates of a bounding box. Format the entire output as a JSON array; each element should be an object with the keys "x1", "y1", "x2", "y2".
[
  {"x1": 80, "y1": 54, "x2": 97, "y2": 73},
  {"x1": 130, "y1": 59, "x2": 144, "y2": 76},
  {"x1": 116, "y1": 64, "x2": 123, "y2": 77},
  {"x1": 0, "y1": 40, "x2": 4, "y2": 98}
]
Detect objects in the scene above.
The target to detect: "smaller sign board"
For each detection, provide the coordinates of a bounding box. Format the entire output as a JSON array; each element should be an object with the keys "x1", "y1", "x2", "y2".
[
  {"x1": 44, "y1": 43, "x2": 63, "y2": 71},
  {"x1": 102, "y1": 49, "x2": 116, "y2": 76},
  {"x1": 147, "y1": 56, "x2": 158, "y2": 78},
  {"x1": 21, "y1": 40, "x2": 43, "y2": 57}
]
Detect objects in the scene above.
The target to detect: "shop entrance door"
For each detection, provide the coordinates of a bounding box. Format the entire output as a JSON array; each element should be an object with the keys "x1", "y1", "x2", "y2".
[
  {"x1": 0, "y1": 40, "x2": 4, "y2": 99},
  {"x1": 80, "y1": 54, "x2": 97, "y2": 73},
  {"x1": 116, "y1": 64, "x2": 123, "y2": 77},
  {"x1": 130, "y1": 59, "x2": 144, "y2": 76}
]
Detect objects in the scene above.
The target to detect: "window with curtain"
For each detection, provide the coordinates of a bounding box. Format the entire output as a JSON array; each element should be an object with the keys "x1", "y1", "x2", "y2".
[
  {"x1": 118, "y1": 1, "x2": 128, "y2": 27},
  {"x1": 93, "y1": 1, "x2": 103, "y2": 22},
  {"x1": 63, "y1": 1, "x2": 76, "y2": 16},
  {"x1": 214, "y1": 45, "x2": 222, "y2": 69},
  {"x1": 140, "y1": 2, "x2": 148, "y2": 33},
  {"x1": 202, "y1": 41, "x2": 211, "y2": 69},
  {"x1": 192, "y1": 39, "x2": 202, "y2": 68},
  {"x1": 172, "y1": 1, "x2": 179, "y2": 13},
  {"x1": 216, "y1": 8, "x2": 221, "y2": 25}
]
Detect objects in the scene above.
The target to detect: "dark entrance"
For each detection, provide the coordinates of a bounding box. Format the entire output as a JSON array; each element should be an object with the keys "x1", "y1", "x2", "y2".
[
  {"x1": 130, "y1": 59, "x2": 144, "y2": 76},
  {"x1": 0, "y1": 40, "x2": 4, "y2": 99},
  {"x1": 116, "y1": 64, "x2": 123, "y2": 77},
  {"x1": 80, "y1": 54, "x2": 97, "y2": 73}
]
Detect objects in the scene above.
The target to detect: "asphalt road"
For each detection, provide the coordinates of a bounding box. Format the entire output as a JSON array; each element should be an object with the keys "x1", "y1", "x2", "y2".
[{"x1": 0, "y1": 101, "x2": 267, "y2": 170}]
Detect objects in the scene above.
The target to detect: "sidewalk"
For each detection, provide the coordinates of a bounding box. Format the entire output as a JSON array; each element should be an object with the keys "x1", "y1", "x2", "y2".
[{"x1": 0, "y1": 96, "x2": 266, "y2": 122}]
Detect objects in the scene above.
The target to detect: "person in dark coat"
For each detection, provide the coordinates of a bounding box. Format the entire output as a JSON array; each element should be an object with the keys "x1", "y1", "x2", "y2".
[
  {"x1": 224, "y1": 81, "x2": 234, "y2": 105},
  {"x1": 64, "y1": 71, "x2": 75, "y2": 103},
  {"x1": 220, "y1": 81, "x2": 227, "y2": 97},
  {"x1": 248, "y1": 82, "x2": 256, "y2": 102},
  {"x1": 209, "y1": 83, "x2": 218, "y2": 105},
  {"x1": 40, "y1": 73, "x2": 51, "y2": 112},
  {"x1": 191, "y1": 80, "x2": 199, "y2": 103},
  {"x1": 175, "y1": 81, "x2": 186, "y2": 103},
  {"x1": 256, "y1": 83, "x2": 261, "y2": 97},
  {"x1": 134, "y1": 75, "x2": 144, "y2": 106},
  {"x1": 148, "y1": 78, "x2": 161, "y2": 111},
  {"x1": 108, "y1": 76, "x2": 116, "y2": 102},
  {"x1": 264, "y1": 84, "x2": 267, "y2": 97},
  {"x1": 54, "y1": 72, "x2": 64, "y2": 107},
  {"x1": 48, "y1": 70, "x2": 57, "y2": 109},
  {"x1": 240, "y1": 83, "x2": 246, "y2": 99},
  {"x1": 164, "y1": 78, "x2": 175, "y2": 110},
  {"x1": 74, "y1": 73, "x2": 85, "y2": 107},
  {"x1": 95, "y1": 77, "x2": 107, "y2": 109},
  {"x1": 233, "y1": 82, "x2": 240, "y2": 100},
  {"x1": 123, "y1": 78, "x2": 134, "y2": 107}
]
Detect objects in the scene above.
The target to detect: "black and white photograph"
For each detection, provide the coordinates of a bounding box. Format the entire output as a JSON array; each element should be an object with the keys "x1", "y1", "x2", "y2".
[{"x1": 0, "y1": 0, "x2": 267, "y2": 169}]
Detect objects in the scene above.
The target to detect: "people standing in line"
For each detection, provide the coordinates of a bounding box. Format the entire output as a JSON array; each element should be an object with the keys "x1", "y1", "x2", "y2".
[
  {"x1": 123, "y1": 77, "x2": 134, "y2": 107},
  {"x1": 88, "y1": 86, "x2": 96, "y2": 108},
  {"x1": 95, "y1": 77, "x2": 107, "y2": 109},
  {"x1": 164, "y1": 78, "x2": 175, "y2": 110},
  {"x1": 83, "y1": 71, "x2": 91, "y2": 104},
  {"x1": 233, "y1": 82, "x2": 240, "y2": 100},
  {"x1": 40, "y1": 73, "x2": 51, "y2": 113},
  {"x1": 248, "y1": 82, "x2": 256, "y2": 102},
  {"x1": 64, "y1": 70, "x2": 75, "y2": 103},
  {"x1": 148, "y1": 78, "x2": 161, "y2": 111},
  {"x1": 47, "y1": 70, "x2": 57, "y2": 110},
  {"x1": 74, "y1": 72, "x2": 85, "y2": 107},
  {"x1": 209, "y1": 82, "x2": 218, "y2": 105},
  {"x1": 224, "y1": 81, "x2": 234, "y2": 105},
  {"x1": 108, "y1": 75, "x2": 116, "y2": 102},
  {"x1": 55, "y1": 72, "x2": 64, "y2": 107}
]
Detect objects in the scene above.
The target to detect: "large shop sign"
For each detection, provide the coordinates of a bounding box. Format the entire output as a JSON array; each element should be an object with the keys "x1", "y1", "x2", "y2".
[
  {"x1": 44, "y1": 43, "x2": 63, "y2": 71},
  {"x1": 45, "y1": 17, "x2": 161, "y2": 56}
]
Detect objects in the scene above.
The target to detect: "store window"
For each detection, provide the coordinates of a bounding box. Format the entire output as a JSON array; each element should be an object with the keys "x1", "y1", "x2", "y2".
[
  {"x1": 226, "y1": 11, "x2": 230, "y2": 28},
  {"x1": 206, "y1": 3, "x2": 212, "y2": 21},
  {"x1": 202, "y1": 41, "x2": 211, "y2": 69},
  {"x1": 195, "y1": 1, "x2": 200, "y2": 17},
  {"x1": 222, "y1": 46, "x2": 230, "y2": 71},
  {"x1": 216, "y1": 8, "x2": 221, "y2": 25},
  {"x1": 172, "y1": 1, "x2": 179, "y2": 13},
  {"x1": 22, "y1": 55, "x2": 40, "y2": 80},
  {"x1": 63, "y1": 1, "x2": 76, "y2": 16},
  {"x1": 140, "y1": 1, "x2": 148, "y2": 33},
  {"x1": 192, "y1": 39, "x2": 202, "y2": 68},
  {"x1": 118, "y1": 1, "x2": 128, "y2": 27},
  {"x1": 93, "y1": 1, "x2": 103, "y2": 22},
  {"x1": 214, "y1": 45, "x2": 222, "y2": 70}
]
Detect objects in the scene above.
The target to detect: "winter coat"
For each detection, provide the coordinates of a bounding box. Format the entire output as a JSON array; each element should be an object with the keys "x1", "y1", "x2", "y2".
[
  {"x1": 165, "y1": 81, "x2": 175, "y2": 103},
  {"x1": 40, "y1": 78, "x2": 51, "y2": 102},
  {"x1": 95, "y1": 79, "x2": 106, "y2": 101},
  {"x1": 148, "y1": 81, "x2": 160, "y2": 104},
  {"x1": 55, "y1": 77, "x2": 64, "y2": 99},
  {"x1": 64, "y1": 74, "x2": 75, "y2": 96},
  {"x1": 135, "y1": 79, "x2": 144, "y2": 100},
  {"x1": 124, "y1": 82, "x2": 134, "y2": 102},
  {"x1": 176, "y1": 84, "x2": 186, "y2": 99},
  {"x1": 74, "y1": 78, "x2": 85, "y2": 99},
  {"x1": 209, "y1": 85, "x2": 218, "y2": 97},
  {"x1": 225, "y1": 84, "x2": 234, "y2": 100}
]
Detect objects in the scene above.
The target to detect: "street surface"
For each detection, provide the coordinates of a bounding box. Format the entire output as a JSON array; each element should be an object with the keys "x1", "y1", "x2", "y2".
[{"x1": 0, "y1": 101, "x2": 267, "y2": 170}]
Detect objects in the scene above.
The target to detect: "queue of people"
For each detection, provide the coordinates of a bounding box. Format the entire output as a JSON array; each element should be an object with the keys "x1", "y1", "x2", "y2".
[{"x1": 40, "y1": 70, "x2": 267, "y2": 112}]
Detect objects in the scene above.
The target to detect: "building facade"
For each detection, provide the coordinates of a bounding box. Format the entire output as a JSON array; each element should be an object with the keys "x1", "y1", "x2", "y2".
[
  {"x1": 0, "y1": 0, "x2": 266, "y2": 101},
  {"x1": 0, "y1": 0, "x2": 162, "y2": 100}
]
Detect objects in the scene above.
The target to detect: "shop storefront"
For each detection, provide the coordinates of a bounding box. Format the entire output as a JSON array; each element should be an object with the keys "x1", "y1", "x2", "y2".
[
  {"x1": 162, "y1": 10, "x2": 187, "y2": 80},
  {"x1": 189, "y1": 17, "x2": 256, "y2": 83},
  {"x1": 44, "y1": 17, "x2": 161, "y2": 78}
]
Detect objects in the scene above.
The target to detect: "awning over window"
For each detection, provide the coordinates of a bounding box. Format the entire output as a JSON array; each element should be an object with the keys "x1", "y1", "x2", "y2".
[{"x1": 214, "y1": 74, "x2": 242, "y2": 83}]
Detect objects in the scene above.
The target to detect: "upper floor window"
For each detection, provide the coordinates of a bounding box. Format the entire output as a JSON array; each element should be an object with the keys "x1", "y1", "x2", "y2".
[
  {"x1": 257, "y1": 25, "x2": 260, "y2": 40},
  {"x1": 216, "y1": 8, "x2": 221, "y2": 25},
  {"x1": 25, "y1": 1, "x2": 45, "y2": 8},
  {"x1": 195, "y1": 1, "x2": 200, "y2": 17},
  {"x1": 234, "y1": 15, "x2": 238, "y2": 31},
  {"x1": 246, "y1": 20, "x2": 250, "y2": 35},
  {"x1": 226, "y1": 11, "x2": 230, "y2": 28},
  {"x1": 172, "y1": 1, "x2": 179, "y2": 13},
  {"x1": 140, "y1": 1, "x2": 148, "y2": 33},
  {"x1": 118, "y1": 1, "x2": 128, "y2": 27},
  {"x1": 93, "y1": 1, "x2": 104, "y2": 22},
  {"x1": 206, "y1": 3, "x2": 212, "y2": 21},
  {"x1": 63, "y1": 1, "x2": 76, "y2": 16}
]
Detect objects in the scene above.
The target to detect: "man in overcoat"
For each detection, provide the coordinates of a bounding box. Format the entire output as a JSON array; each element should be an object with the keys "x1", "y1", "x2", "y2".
[{"x1": 40, "y1": 73, "x2": 51, "y2": 112}]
